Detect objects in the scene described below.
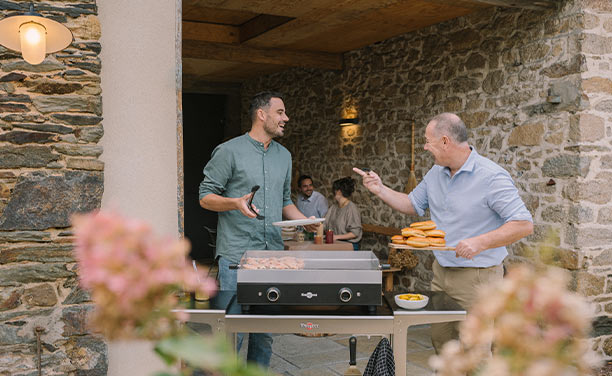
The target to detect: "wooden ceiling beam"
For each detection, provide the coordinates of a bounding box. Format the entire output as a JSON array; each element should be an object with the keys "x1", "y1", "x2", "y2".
[
  {"x1": 457, "y1": 0, "x2": 558, "y2": 10},
  {"x1": 183, "y1": 40, "x2": 343, "y2": 70},
  {"x1": 182, "y1": 21, "x2": 240, "y2": 44},
  {"x1": 240, "y1": 14, "x2": 294, "y2": 43}
]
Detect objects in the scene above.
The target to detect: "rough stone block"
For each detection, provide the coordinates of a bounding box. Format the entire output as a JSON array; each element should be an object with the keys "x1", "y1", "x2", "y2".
[
  {"x1": 0, "y1": 245, "x2": 74, "y2": 264},
  {"x1": 67, "y1": 15, "x2": 101, "y2": 40},
  {"x1": 32, "y1": 95, "x2": 102, "y2": 115},
  {"x1": 26, "y1": 80, "x2": 83, "y2": 95},
  {"x1": 597, "y1": 207, "x2": 612, "y2": 224},
  {"x1": 75, "y1": 125, "x2": 103, "y2": 143},
  {"x1": 461, "y1": 111, "x2": 489, "y2": 128},
  {"x1": 569, "y1": 113, "x2": 605, "y2": 142},
  {"x1": 52, "y1": 144, "x2": 103, "y2": 157},
  {"x1": 1, "y1": 57, "x2": 65, "y2": 73},
  {"x1": 508, "y1": 122, "x2": 545, "y2": 146},
  {"x1": 0, "y1": 231, "x2": 51, "y2": 242},
  {"x1": 582, "y1": 76, "x2": 612, "y2": 94},
  {"x1": 570, "y1": 271, "x2": 605, "y2": 297},
  {"x1": 583, "y1": 12, "x2": 600, "y2": 29},
  {"x1": 594, "y1": 99, "x2": 612, "y2": 113},
  {"x1": 0, "y1": 287, "x2": 22, "y2": 311},
  {"x1": 575, "y1": 227, "x2": 612, "y2": 247},
  {"x1": 0, "y1": 264, "x2": 74, "y2": 286},
  {"x1": 0, "y1": 103, "x2": 28, "y2": 112},
  {"x1": 14, "y1": 122, "x2": 73, "y2": 135},
  {"x1": 482, "y1": 70, "x2": 504, "y2": 94},
  {"x1": 568, "y1": 205, "x2": 595, "y2": 223},
  {"x1": 591, "y1": 316, "x2": 612, "y2": 338},
  {"x1": 584, "y1": 0, "x2": 612, "y2": 12},
  {"x1": 0, "y1": 72, "x2": 26, "y2": 82},
  {"x1": 592, "y1": 249, "x2": 611, "y2": 267},
  {"x1": 66, "y1": 158, "x2": 104, "y2": 171},
  {"x1": 604, "y1": 337, "x2": 612, "y2": 357},
  {"x1": 541, "y1": 54, "x2": 586, "y2": 78},
  {"x1": 564, "y1": 180, "x2": 612, "y2": 204},
  {"x1": 61, "y1": 305, "x2": 94, "y2": 337},
  {"x1": 539, "y1": 245, "x2": 579, "y2": 270},
  {"x1": 520, "y1": 43, "x2": 551, "y2": 63},
  {"x1": 582, "y1": 34, "x2": 612, "y2": 54},
  {"x1": 0, "y1": 171, "x2": 103, "y2": 230},
  {"x1": 541, "y1": 204, "x2": 565, "y2": 223},
  {"x1": 64, "y1": 335, "x2": 108, "y2": 375},
  {"x1": 23, "y1": 284, "x2": 57, "y2": 307},
  {"x1": 0, "y1": 131, "x2": 58, "y2": 145},
  {"x1": 0, "y1": 145, "x2": 59, "y2": 168},
  {"x1": 542, "y1": 154, "x2": 590, "y2": 178}
]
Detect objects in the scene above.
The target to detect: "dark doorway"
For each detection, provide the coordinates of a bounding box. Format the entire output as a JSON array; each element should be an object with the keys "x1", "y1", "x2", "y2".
[{"x1": 183, "y1": 93, "x2": 226, "y2": 263}]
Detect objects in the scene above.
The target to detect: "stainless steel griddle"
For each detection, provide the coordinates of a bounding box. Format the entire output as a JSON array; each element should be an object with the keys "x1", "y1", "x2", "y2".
[{"x1": 232, "y1": 250, "x2": 384, "y2": 313}]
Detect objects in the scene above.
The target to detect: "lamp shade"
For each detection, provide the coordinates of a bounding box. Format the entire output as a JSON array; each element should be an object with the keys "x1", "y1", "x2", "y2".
[
  {"x1": 19, "y1": 21, "x2": 46, "y2": 64},
  {"x1": 0, "y1": 12, "x2": 73, "y2": 63}
]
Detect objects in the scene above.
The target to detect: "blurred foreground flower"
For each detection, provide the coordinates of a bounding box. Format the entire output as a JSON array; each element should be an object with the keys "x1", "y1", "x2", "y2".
[
  {"x1": 73, "y1": 210, "x2": 216, "y2": 339},
  {"x1": 73, "y1": 210, "x2": 269, "y2": 375},
  {"x1": 430, "y1": 264, "x2": 601, "y2": 376}
]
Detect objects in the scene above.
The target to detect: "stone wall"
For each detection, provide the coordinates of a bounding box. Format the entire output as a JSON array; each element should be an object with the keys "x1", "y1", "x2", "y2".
[
  {"x1": 0, "y1": 1, "x2": 105, "y2": 374},
  {"x1": 243, "y1": 0, "x2": 611, "y2": 360}
]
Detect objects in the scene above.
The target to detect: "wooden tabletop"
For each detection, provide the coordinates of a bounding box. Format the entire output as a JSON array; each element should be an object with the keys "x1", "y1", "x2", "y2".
[{"x1": 283, "y1": 240, "x2": 354, "y2": 251}]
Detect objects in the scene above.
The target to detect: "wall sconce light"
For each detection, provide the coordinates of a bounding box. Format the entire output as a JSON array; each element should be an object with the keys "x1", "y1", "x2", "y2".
[
  {"x1": 0, "y1": 4, "x2": 73, "y2": 65},
  {"x1": 339, "y1": 117, "x2": 359, "y2": 127}
]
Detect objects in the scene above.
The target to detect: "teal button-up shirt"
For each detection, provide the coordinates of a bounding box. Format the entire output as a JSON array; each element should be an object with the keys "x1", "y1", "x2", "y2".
[{"x1": 199, "y1": 133, "x2": 293, "y2": 263}]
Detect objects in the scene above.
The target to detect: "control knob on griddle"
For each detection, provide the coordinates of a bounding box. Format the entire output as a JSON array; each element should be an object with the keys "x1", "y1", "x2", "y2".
[
  {"x1": 266, "y1": 287, "x2": 280, "y2": 302},
  {"x1": 339, "y1": 287, "x2": 352, "y2": 303}
]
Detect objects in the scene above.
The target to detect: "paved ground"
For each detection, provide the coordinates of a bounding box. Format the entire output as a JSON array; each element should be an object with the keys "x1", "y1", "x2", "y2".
[{"x1": 239, "y1": 325, "x2": 435, "y2": 376}]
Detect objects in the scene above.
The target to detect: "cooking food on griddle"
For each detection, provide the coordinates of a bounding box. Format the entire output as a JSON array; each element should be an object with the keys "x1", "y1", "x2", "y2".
[{"x1": 242, "y1": 256, "x2": 305, "y2": 270}]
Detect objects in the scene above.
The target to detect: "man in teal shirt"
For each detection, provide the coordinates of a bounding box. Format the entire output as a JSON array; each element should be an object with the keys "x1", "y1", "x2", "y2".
[{"x1": 199, "y1": 91, "x2": 311, "y2": 368}]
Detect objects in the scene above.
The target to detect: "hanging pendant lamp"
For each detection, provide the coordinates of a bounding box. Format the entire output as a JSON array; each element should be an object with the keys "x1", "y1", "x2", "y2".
[{"x1": 0, "y1": 4, "x2": 73, "y2": 65}]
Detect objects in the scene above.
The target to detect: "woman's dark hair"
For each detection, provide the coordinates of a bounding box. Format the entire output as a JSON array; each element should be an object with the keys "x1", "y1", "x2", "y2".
[{"x1": 332, "y1": 177, "x2": 355, "y2": 198}]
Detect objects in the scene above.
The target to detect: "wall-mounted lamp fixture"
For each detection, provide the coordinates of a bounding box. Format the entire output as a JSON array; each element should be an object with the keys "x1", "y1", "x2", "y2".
[
  {"x1": 0, "y1": 4, "x2": 73, "y2": 65},
  {"x1": 339, "y1": 117, "x2": 359, "y2": 127}
]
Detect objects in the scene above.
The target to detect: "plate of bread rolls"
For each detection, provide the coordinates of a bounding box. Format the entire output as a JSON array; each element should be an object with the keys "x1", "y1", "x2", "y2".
[{"x1": 389, "y1": 220, "x2": 455, "y2": 250}]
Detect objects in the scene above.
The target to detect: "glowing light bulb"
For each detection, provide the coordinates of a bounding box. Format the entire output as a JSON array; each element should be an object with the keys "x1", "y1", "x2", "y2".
[{"x1": 19, "y1": 21, "x2": 46, "y2": 65}]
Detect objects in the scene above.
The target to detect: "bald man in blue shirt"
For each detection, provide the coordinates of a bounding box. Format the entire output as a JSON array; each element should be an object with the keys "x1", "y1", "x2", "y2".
[{"x1": 354, "y1": 113, "x2": 533, "y2": 353}]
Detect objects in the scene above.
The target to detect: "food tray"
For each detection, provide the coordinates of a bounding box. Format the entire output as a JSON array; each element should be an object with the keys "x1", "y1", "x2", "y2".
[{"x1": 388, "y1": 243, "x2": 455, "y2": 251}]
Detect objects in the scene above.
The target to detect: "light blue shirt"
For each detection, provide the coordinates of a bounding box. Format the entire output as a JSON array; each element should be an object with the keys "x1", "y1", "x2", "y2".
[
  {"x1": 296, "y1": 191, "x2": 328, "y2": 218},
  {"x1": 408, "y1": 147, "x2": 532, "y2": 267},
  {"x1": 199, "y1": 133, "x2": 293, "y2": 263}
]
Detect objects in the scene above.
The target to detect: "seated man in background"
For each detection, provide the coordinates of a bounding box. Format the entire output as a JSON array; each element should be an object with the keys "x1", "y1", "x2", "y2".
[{"x1": 295, "y1": 175, "x2": 328, "y2": 218}]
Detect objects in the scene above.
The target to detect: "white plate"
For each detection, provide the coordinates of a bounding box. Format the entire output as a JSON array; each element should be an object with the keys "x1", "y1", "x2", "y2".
[{"x1": 273, "y1": 218, "x2": 325, "y2": 227}]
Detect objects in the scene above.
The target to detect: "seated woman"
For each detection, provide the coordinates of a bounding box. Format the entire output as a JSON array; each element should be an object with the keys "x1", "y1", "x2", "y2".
[{"x1": 324, "y1": 177, "x2": 362, "y2": 250}]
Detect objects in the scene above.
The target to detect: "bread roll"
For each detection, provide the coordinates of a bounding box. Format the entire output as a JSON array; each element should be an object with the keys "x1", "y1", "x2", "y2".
[
  {"x1": 409, "y1": 220, "x2": 436, "y2": 230},
  {"x1": 424, "y1": 229, "x2": 446, "y2": 238},
  {"x1": 391, "y1": 235, "x2": 405, "y2": 244},
  {"x1": 401, "y1": 227, "x2": 426, "y2": 237},
  {"x1": 427, "y1": 237, "x2": 446, "y2": 246},
  {"x1": 405, "y1": 236, "x2": 430, "y2": 248}
]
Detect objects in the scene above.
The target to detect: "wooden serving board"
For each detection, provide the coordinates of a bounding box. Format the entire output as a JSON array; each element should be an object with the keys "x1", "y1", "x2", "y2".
[{"x1": 388, "y1": 243, "x2": 455, "y2": 251}]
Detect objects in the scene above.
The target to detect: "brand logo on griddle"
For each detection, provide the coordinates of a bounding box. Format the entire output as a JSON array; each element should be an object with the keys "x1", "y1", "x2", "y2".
[
  {"x1": 301, "y1": 292, "x2": 317, "y2": 299},
  {"x1": 300, "y1": 322, "x2": 319, "y2": 330}
]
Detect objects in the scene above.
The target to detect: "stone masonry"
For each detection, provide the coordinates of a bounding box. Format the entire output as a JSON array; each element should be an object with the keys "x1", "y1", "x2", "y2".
[
  {"x1": 0, "y1": 1, "x2": 105, "y2": 375},
  {"x1": 243, "y1": 0, "x2": 612, "y2": 360}
]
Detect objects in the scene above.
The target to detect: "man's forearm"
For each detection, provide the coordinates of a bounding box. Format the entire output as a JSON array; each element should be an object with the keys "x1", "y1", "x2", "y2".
[
  {"x1": 377, "y1": 185, "x2": 417, "y2": 216},
  {"x1": 282, "y1": 204, "x2": 307, "y2": 220},
  {"x1": 199, "y1": 193, "x2": 237, "y2": 212},
  {"x1": 473, "y1": 220, "x2": 533, "y2": 250}
]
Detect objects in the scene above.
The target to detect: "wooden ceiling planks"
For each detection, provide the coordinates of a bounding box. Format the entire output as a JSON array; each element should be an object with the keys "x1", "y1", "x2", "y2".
[{"x1": 181, "y1": 0, "x2": 559, "y2": 83}]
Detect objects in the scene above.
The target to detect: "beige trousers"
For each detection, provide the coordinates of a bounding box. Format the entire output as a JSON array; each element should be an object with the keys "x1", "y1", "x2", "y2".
[{"x1": 430, "y1": 259, "x2": 503, "y2": 354}]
